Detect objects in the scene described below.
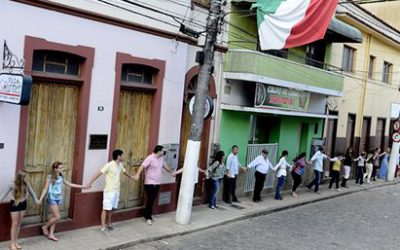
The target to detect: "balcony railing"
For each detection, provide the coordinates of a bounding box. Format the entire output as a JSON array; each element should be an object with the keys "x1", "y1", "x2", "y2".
[{"x1": 224, "y1": 49, "x2": 344, "y2": 93}]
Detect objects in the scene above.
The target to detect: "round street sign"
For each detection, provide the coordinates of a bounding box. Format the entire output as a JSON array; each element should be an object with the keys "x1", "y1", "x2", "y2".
[
  {"x1": 189, "y1": 95, "x2": 214, "y2": 119},
  {"x1": 393, "y1": 132, "x2": 400, "y2": 143},
  {"x1": 394, "y1": 121, "x2": 400, "y2": 131}
]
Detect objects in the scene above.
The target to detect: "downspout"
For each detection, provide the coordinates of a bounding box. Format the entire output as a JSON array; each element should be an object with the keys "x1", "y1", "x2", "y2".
[{"x1": 356, "y1": 34, "x2": 372, "y2": 152}]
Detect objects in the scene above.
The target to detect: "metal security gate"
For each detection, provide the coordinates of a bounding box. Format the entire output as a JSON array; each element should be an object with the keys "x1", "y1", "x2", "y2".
[{"x1": 243, "y1": 144, "x2": 278, "y2": 192}]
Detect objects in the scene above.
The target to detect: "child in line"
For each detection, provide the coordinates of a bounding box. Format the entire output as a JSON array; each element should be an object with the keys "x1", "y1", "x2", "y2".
[
  {"x1": 38, "y1": 161, "x2": 87, "y2": 242},
  {"x1": 273, "y1": 150, "x2": 292, "y2": 200},
  {"x1": 364, "y1": 151, "x2": 374, "y2": 184},
  {"x1": 1, "y1": 171, "x2": 39, "y2": 250},
  {"x1": 329, "y1": 153, "x2": 344, "y2": 191},
  {"x1": 354, "y1": 152, "x2": 367, "y2": 186}
]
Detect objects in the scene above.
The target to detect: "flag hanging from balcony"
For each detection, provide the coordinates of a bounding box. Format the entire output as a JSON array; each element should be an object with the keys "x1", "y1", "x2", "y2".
[{"x1": 253, "y1": 0, "x2": 339, "y2": 50}]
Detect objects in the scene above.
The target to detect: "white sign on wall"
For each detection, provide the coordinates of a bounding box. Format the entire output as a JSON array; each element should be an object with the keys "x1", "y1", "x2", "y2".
[
  {"x1": 0, "y1": 73, "x2": 32, "y2": 105},
  {"x1": 391, "y1": 103, "x2": 400, "y2": 119}
]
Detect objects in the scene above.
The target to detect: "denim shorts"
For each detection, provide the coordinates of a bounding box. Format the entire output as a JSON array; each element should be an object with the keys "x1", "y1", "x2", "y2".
[{"x1": 47, "y1": 199, "x2": 62, "y2": 205}]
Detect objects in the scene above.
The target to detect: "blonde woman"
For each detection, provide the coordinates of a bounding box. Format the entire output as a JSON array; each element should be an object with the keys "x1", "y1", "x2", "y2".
[{"x1": 1, "y1": 171, "x2": 39, "y2": 250}]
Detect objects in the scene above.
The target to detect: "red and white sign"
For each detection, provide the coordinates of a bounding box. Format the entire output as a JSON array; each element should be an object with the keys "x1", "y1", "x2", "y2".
[
  {"x1": 0, "y1": 73, "x2": 32, "y2": 105},
  {"x1": 394, "y1": 121, "x2": 400, "y2": 131},
  {"x1": 392, "y1": 132, "x2": 400, "y2": 143},
  {"x1": 0, "y1": 74, "x2": 23, "y2": 103}
]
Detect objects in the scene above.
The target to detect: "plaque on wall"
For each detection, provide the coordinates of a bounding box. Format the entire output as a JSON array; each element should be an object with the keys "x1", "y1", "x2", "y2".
[
  {"x1": 89, "y1": 134, "x2": 108, "y2": 150},
  {"x1": 158, "y1": 191, "x2": 171, "y2": 206}
]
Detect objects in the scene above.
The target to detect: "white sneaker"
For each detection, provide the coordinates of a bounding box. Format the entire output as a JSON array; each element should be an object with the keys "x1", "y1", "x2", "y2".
[
  {"x1": 100, "y1": 228, "x2": 111, "y2": 236},
  {"x1": 146, "y1": 219, "x2": 152, "y2": 225},
  {"x1": 335, "y1": 188, "x2": 341, "y2": 192}
]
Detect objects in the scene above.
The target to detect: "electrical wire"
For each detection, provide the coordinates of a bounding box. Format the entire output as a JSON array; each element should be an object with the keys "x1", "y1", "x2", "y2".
[
  {"x1": 339, "y1": 0, "x2": 400, "y2": 4},
  {"x1": 96, "y1": 0, "x2": 181, "y2": 28}
]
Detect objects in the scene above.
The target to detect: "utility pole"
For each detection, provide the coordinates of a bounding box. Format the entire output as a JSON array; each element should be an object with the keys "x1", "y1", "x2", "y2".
[{"x1": 175, "y1": 0, "x2": 223, "y2": 225}]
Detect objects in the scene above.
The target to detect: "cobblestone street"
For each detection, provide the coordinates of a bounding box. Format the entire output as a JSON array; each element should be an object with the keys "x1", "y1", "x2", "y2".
[{"x1": 130, "y1": 184, "x2": 400, "y2": 250}]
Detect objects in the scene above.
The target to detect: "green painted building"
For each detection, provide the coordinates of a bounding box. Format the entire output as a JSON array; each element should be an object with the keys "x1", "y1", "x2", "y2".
[{"x1": 217, "y1": 1, "x2": 362, "y2": 194}]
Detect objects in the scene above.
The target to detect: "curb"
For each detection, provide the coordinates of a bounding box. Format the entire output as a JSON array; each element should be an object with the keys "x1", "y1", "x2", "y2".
[{"x1": 102, "y1": 180, "x2": 398, "y2": 250}]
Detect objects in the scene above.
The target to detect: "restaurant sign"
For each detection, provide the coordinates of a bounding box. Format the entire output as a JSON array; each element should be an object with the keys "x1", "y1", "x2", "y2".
[
  {"x1": 0, "y1": 73, "x2": 32, "y2": 105},
  {"x1": 255, "y1": 83, "x2": 310, "y2": 111}
]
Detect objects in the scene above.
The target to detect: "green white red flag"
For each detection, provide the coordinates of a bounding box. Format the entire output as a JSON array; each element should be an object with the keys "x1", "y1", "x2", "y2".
[{"x1": 253, "y1": 0, "x2": 339, "y2": 50}]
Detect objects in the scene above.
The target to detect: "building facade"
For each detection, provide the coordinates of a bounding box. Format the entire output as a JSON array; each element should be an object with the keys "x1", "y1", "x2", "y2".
[
  {"x1": 213, "y1": 0, "x2": 363, "y2": 194},
  {"x1": 327, "y1": 2, "x2": 400, "y2": 156},
  {"x1": 0, "y1": 0, "x2": 226, "y2": 241}
]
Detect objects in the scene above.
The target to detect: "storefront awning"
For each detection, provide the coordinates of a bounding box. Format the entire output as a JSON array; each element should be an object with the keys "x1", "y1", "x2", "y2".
[
  {"x1": 221, "y1": 103, "x2": 338, "y2": 119},
  {"x1": 325, "y1": 18, "x2": 363, "y2": 43}
]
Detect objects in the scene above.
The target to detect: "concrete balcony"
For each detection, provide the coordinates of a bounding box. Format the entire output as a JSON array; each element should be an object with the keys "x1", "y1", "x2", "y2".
[{"x1": 224, "y1": 49, "x2": 344, "y2": 96}]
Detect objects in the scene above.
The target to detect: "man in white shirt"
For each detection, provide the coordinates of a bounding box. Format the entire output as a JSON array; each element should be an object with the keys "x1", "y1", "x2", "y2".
[
  {"x1": 307, "y1": 146, "x2": 327, "y2": 193},
  {"x1": 224, "y1": 145, "x2": 244, "y2": 203},
  {"x1": 246, "y1": 149, "x2": 273, "y2": 202}
]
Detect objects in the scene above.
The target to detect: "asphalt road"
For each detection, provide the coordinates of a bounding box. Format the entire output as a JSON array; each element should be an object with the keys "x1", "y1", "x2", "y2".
[{"x1": 127, "y1": 184, "x2": 400, "y2": 250}]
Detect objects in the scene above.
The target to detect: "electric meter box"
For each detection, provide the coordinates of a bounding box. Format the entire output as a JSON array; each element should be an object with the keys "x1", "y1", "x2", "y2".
[{"x1": 161, "y1": 143, "x2": 179, "y2": 184}]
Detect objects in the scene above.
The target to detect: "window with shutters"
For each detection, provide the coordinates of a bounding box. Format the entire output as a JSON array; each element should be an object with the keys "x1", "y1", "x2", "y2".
[
  {"x1": 382, "y1": 61, "x2": 393, "y2": 84},
  {"x1": 368, "y1": 55, "x2": 375, "y2": 80},
  {"x1": 342, "y1": 45, "x2": 356, "y2": 73}
]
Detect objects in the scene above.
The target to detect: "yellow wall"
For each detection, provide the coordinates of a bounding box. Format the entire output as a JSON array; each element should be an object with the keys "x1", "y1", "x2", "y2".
[
  {"x1": 329, "y1": 16, "x2": 400, "y2": 139},
  {"x1": 363, "y1": 2, "x2": 400, "y2": 31}
]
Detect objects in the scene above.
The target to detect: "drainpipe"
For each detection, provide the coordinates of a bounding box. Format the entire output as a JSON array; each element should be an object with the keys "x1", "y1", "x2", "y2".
[
  {"x1": 322, "y1": 96, "x2": 329, "y2": 178},
  {"x1": 356, "y1": 34, "x2": 372, "y2": 152}
]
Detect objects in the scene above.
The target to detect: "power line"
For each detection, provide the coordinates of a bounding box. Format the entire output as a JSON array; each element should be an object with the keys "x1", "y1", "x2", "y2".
[
  {"x1": 96, "y1": 0, "x2": 180, "y2": 28},
  {"x1": 339, "y1": 0, "x2": 400, "y2": 4}
]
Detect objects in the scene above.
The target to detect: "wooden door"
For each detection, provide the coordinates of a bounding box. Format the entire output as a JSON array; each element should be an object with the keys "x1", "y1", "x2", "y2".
[
  {"x1": 376, "y1": 118, "x2": 385, "y2": 150},
  {"x1": 24, "y1": 82, "x2": 79, "y2": 223},
  {"x1": 360, "y1": 117, "x2": 371, "y2": 153},
  {"x1": 346, "y1": 114, "x2": 356, "y2": 148},
  {"x1": 326, "y1": 119, "x2": 337, "y2": 156},
  {"x1": 116, "y1": 90, "x2": 152, "y2": 208}
]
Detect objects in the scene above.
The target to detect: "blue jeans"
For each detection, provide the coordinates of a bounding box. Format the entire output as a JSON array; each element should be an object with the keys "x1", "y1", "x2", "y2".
[
  {"x1": 356, "y1": 167, "x2": 364, "y2": 184},
  {"x1": 275, "y1": 176, "x2": 285, "y2": 199},
  {"x1": 307, "y1": 170, "x2": 321, "y2": 192},
  {"x1": 210, "y1": 178, "x2": 221, "y2": 208}
]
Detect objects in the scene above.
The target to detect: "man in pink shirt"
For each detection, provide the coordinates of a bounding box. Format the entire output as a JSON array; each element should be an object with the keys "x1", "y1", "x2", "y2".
[{"x1": 134, "y1": 145, "x2": 173, "y2": 225}]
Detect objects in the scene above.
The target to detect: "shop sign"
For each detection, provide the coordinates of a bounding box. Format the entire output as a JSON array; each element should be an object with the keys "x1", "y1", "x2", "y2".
[
  {"x1": 255, "y1": 83, "x2": 310, "y2": 111},
  {"x1": 0, "y1": 73, "x2": 32, "y2": 105}
]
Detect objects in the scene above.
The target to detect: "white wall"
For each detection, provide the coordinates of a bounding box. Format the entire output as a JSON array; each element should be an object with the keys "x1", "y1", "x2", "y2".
[
  {"x1": 48, "y1": 0, "x2": 211, "y2": 43},
  {"x1": 0, "y1": 1, "x2": 192, "y2": 192}
]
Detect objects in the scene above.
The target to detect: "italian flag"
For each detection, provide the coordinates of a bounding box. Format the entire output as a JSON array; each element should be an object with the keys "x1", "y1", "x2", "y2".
[{"x1": 253, "y1": 0, "x2": 339, "y2": 50}]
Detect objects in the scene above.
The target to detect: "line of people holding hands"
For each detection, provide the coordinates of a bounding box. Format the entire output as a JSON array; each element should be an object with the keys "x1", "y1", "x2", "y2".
[
  {"x1": 1, "y1": 144, "x2": 393, "y2": 249},
  {"x1": 206, "y1": 145, "x2": 393, "y2": 210}
]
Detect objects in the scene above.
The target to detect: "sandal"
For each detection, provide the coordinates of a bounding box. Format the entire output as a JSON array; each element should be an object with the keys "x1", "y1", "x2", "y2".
[
  {"x1": 47, "y1": 235, "x2": 59, "y2": 242},
  {"x1": 42, "y1": 226, "x2": 49, "y2": 236},
  {"x1": 16, "y1": 244, "x2": 23, "y2": 249},
  {"x1": 9, "y1": 246, "x2": 17, "y2": 250}
]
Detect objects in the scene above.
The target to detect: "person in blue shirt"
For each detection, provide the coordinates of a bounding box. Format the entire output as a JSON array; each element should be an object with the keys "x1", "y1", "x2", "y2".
[
  {"x1": 224, "y1": 145, "x2": 246, "y2": 204},
  {"x1": 307, "y1": 146, "x2": 327, "y2": 193}
]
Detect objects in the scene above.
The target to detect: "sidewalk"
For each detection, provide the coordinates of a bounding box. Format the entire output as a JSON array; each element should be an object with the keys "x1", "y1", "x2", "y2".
[{"x1": 1, "y1": 179, "x2": 398, "y2": 250}]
